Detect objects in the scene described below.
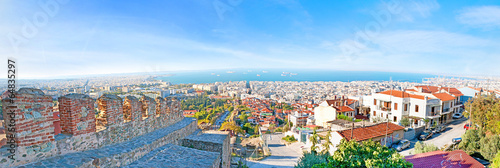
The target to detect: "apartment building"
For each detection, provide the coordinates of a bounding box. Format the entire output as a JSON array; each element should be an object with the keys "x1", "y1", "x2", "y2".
[{"x1": 368, "y1": 86, "x2": 463, "y2": 127}]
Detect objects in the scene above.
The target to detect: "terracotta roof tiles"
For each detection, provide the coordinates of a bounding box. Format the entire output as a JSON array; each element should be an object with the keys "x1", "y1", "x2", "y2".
[
  {"x1": 405, "y1": 150, "x2": 484, "y2": 168},
  {"x1": 337, "y1": 122, "x2": 404, "y2": 141}
]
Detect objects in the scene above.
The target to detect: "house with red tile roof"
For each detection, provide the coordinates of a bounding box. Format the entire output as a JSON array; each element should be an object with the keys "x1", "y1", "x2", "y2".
[
  {"x1": 405, "y1": 150, "x2": 485, "y2": 168},
  {"x1": 369, "y1": 86, "x2": 463, "y2": 127},
  {"x1": 314, "y1": 98, "x2": 358, "y2": 128},
  {"x1": 183, "y1": 110, "x2": 198, "y2": 117},
  {"x1": 331, "y1": 122, "x2": 405, "y2": 149}
]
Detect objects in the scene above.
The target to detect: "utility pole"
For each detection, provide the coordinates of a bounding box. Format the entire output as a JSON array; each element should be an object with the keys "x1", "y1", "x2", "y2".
[
  {"x1": 350, "y1": 122, "x2": 354, "y2": 140},
  {"x1": 469, "y1": 103, "x2": 472, "y2": 128}
]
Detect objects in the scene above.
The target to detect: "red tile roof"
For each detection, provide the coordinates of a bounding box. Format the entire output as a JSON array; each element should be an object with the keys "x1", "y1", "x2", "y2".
[
  {"x1": 337, "y1": 122, "x2": 405, "y2": 141},
  {"x1": 433, "y1": 93, "x2": 456, "y2": 101},
  {"x1": 415, "y1": 86, "x2": 464, "y2": 97},
  {"x1": 405, "y1": 150, "x2": 484, "y2": 168},
  {"x1": 379, "y1": 90, "x2": 427, "y2": 100},
  {"x1": 334, "y1": 106, "x2": 354, "y2": 113}
]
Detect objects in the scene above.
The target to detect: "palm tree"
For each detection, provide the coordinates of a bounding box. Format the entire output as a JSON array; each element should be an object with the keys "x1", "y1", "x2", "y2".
[
  {"x1": 322, "y1": 130, "x2": 332, "y2": 155},
  {"x1": 309, "y1": 128, "x2": 319, "y2": 154}
]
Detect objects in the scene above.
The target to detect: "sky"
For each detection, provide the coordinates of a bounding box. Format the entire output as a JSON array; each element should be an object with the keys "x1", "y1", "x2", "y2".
[{"x1": 1, "y1": 0, "x2": 500, "y2": 79}]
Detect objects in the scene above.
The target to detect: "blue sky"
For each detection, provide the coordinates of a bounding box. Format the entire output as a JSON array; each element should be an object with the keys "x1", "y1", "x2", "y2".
[{"x1": 1, "y1": 0, "x2": 500, "y2": 79}]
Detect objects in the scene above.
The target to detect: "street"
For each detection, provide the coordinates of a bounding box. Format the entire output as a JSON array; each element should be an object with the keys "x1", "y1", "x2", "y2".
[
  {"x1": 247, "y1": 133, "x2": 303, "y2": 168},
  {"x1": 399, "y1": 117, "x2": 468, "y2": 156}
]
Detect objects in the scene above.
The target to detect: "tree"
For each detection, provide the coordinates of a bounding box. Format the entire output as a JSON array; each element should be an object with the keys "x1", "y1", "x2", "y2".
[
  {"x1": 254, "y1": 125, "x2": 260, "y2": 135},
  {"x1": 479, "y1": 135, "x2": 500, "y2": 161},
  {"x1": 413, "y1": 141, "x2": 439, "y2": 154},
  {"x1": 309, "y1": 129, "x2": 320, "y2": 154},
  {"x1": 464, "y1": 94, "x2": 500, "y2": 134},
  {"x1": 321, "y1": 130, "x2": 332, "y2": 154},
  {"x1": 423, "y1": 119, "x2": 430, "y2": 129},
  {"x1": 459, "y1": 128, "x2": 485, "y2": 155},
  {"x1": 268, "y1": 124, "x2": 276, "y2": 132},
  {"x1": 239, "y1": 113, "x2": 249, "y2": 123},
  {"x1": 219, "y1": 121, "x2": 242, "y2": 134},
  {"x1": 295, "y1": 152, "x2": 329, "y2": 168},
  {"x1": 400, "y1": 117, "x2": 410, "y2": 127},
  {"x1": 283, "y1": 124, "x2": 291, "y2": 132},
  {"x1": 312, "y1": 139, "x2": 412, "y2": 168},
  {"x1": 492, "y1": 152, "x2": 500, "y2": 168}
]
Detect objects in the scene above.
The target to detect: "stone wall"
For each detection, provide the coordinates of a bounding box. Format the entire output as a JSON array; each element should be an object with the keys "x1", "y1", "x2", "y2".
[
  {"x1": 182, "y1": 131, "x2": 231, "y2": 168},
  {"x1": 0, "y1": 88, "x2": 186, "y2": 167},
  {"x1": 1, "y1": 88, "x2": 57, "y2": 165}
]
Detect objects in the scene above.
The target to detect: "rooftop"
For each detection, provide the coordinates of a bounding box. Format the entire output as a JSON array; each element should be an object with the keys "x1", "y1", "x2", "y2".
[
  {"x1": 405, "y1": 150, "x2": 484, "y2": 168},
  {"x1": 337, "y1": 122, "x2": 405, "y2": 141}
]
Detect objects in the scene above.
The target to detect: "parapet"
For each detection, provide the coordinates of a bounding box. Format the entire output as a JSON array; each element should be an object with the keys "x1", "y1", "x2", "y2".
[
  {"x1": 58, "y1": 94, "x2": 96, "y2": 136},
  {"x1": 123, "y1": 96, "x2": 142, "y2": 122},
  {"x1": 97, "y1": 94, "x2": 123, "y2": 128},
  {"x1": 0, "y1": 88, "x2": 187, "y2": 167}
]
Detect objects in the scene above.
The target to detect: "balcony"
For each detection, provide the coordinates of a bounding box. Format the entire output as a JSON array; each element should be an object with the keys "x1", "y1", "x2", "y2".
[
  {"x1": 378, "y1": 106, "x2": 391, "y2": 112},
  {"x1": 427, "y1": 110, "x2": 441, "y2": 117}
]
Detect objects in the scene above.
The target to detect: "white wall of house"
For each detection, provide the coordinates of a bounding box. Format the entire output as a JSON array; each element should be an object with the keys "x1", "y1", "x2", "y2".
[
  {"x1": 330, "y1": 132, "x2": 344, "y2": 152},
  {"x1": 314, "y1": 106, "x2": 337, "y2": 127},
  {"x1": 370, "y1": 93, "x2": 431, "y2": 127}
]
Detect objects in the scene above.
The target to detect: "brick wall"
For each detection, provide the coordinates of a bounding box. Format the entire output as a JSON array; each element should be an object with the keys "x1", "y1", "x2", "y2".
[
  {"x1": 58, "y1": 94, "x2": 96, "y2": 136},
  {"x1": 123, "y1": 96, "x2": 142, "y2": 122},
  {"x1": 140, "y1": 96, "x2": 156, "y2": 119},
  {"x1": 1, "y1": 88, "x2": 55, "y2": 147},
  {"x1": 0, "y1": 88, "x2": 187, "y2": 167},
  {"x1": 97, "y1": 94, "x2": 123, "y2": 128}
]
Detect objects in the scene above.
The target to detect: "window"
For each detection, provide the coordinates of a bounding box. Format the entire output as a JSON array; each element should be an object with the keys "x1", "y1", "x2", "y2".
[
  {"x1": 415, "y1": 105, "x2": 419, "y2": 112},
  {"x1": 374, "y1": 99, "x2": 377, "y2": 105},
  {"x1": 373, "y1": 111, "x2": 376, "y2": 116},
  {"x1": 404, "y1": 104, "x2": 408, "y2": 111},
  {"x1": 394, "y1": 116, "x2": 397, "y2": 122},
  {"x1": 394, "y1": 103, "x2": 398, "y2": 110}
]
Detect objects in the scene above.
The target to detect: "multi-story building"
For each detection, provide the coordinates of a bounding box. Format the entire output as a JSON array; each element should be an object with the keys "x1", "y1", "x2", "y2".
[
  {"x1": 288, "y1": 111, "x2": 308, "y2": 127},
  {"x1": 368, "y1": 86, "x2": 463, "y2": 127}
]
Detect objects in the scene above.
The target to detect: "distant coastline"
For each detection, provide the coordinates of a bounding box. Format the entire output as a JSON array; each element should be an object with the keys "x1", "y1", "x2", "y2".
[{"x1": 155, "y1": 69, "x2": 439, "y2": 84}]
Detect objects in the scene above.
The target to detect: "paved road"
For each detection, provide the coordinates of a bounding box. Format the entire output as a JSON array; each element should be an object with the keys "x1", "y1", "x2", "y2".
[
  {"x1": 211, "y1": 110, "x2": 230, "y2": 130},
  {"x1": 247, "y1": 133, "x2": 303, "y2": 168},
  {"x1": 399, "y1": 117, "x2": 468, "y2": 156}
]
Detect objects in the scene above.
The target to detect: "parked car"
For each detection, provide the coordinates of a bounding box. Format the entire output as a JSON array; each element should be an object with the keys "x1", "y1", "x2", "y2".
[
  {"x1": 452, "y1": 113, "x2": 463, "y2": 119},
  {"x1": 419, "y1": 131, "x2": 433, "y2": 141},
  {"x1": 452, "y1": 137, "x2": 462, "y2": 144},
  {"x1": 434, "y1": 125, "x2": 446, "y2": 133},
  {"x1": 464, "y1": 124, "x2": 471, "y2": 130},
  {"x1": 392, "y1": 139, "x2": 411, "y2": 152}
]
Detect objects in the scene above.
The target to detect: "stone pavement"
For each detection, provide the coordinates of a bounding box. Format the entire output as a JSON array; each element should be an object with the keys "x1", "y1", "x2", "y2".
[
  {"x1": 248, "y1": 133, "x2": 304, "y2": 168},
  {"x1": 124, "y1": 144, "x2": 220, "y2": 168},
  {"x1": 16, "y1": 118, "x2": 198, "y2": 168}
]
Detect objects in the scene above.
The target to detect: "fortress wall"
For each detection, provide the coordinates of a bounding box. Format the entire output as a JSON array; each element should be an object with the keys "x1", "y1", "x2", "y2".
[{"x1": 0, "y1": 88, "x2": 186, "y2": 167}]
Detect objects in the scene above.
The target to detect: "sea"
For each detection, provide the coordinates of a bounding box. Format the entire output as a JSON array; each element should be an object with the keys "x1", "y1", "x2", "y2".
[{"x1": 155, "y1": 69, "x2": 436, "y2": 84}]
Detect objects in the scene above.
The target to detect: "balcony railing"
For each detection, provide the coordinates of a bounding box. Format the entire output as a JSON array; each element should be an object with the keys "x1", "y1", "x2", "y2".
[
  {"x1": 443, "y1": 108, "x2": 450, "y2": 113},
  {"x1": 378, "y1": 106, "x2": 391, "y2": 111},
  {"x1": 427, "y1": 109, "x2": 441, "y2": 116}
]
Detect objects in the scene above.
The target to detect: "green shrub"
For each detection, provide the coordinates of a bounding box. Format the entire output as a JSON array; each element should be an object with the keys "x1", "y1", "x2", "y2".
[
  {"x1": 282, "y1": 135, "x2": 297, "y2": 142},
  {"x1": 295, "y1": 151, "x2": 329, "y2": 168}
]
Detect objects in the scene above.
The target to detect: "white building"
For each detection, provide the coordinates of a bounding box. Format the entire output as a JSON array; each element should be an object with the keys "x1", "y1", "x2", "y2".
[{"x1": 369, "y1": 86, "x2": 463, "y2": 127}]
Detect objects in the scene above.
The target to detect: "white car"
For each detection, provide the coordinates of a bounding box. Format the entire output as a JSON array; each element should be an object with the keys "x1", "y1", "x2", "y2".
[
  {"x1": 452, "y1": 113, "x2": 463, "y2": 119},
  {"x1": 392, "y1": 139, "x2": 410, "y2": 152}
]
